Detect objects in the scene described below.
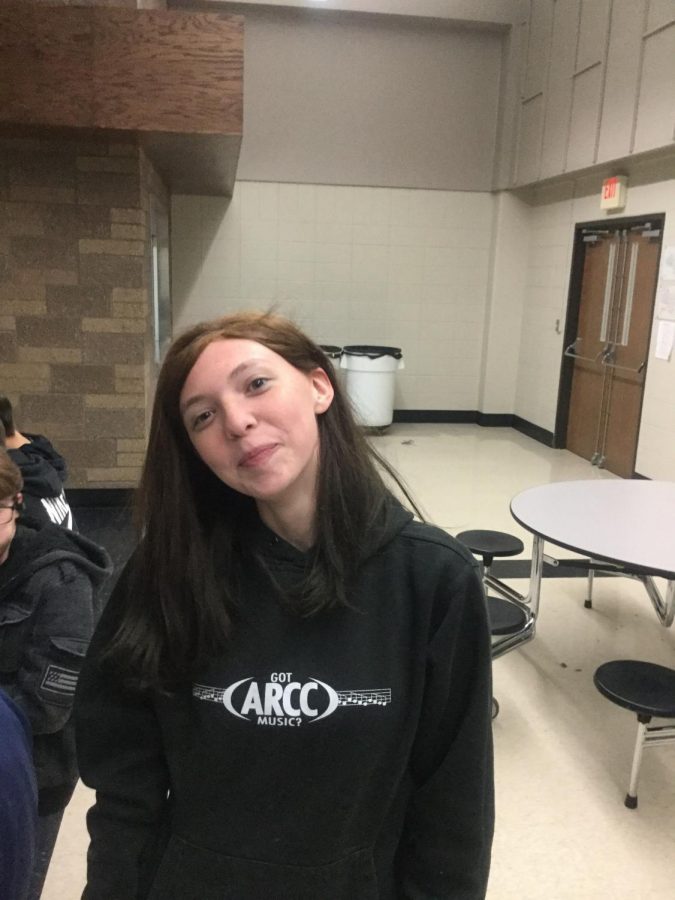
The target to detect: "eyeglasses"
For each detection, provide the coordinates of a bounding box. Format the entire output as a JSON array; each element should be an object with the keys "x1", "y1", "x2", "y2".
[{"x1": 0, "y1": 502, "x2": 21, "y2": 525}]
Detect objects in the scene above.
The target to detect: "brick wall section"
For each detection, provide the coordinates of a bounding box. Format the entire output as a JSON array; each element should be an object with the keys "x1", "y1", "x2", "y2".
[{"x1": 0, "y1": 132, "x2": 168, "y2": 487}]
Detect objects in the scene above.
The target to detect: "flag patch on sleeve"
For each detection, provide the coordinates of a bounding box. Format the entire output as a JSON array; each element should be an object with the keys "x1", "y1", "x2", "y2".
[{"x1": 40, "y1": 665, "x2": 79, "y2": 697}]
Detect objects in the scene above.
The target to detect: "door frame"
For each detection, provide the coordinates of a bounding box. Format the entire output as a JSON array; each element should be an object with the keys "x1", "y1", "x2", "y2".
[{"x1": 553, "y1": 213, "x2": 665, "y2": 473}]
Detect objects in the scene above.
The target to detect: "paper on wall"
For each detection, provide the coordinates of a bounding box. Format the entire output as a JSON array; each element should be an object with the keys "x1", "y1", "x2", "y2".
[
  {"x1": 660, "y1": 245, "x2": 675, "y2": 282},
  {"x1": 655, "y1": 246, "x2": 675, "y2": 325},
  {"x1": 655, "y1": 320, "x2": 675, "y2": 361},
  {"x1": 656, "y1": 283, "x2": 675, "y2": 321}
]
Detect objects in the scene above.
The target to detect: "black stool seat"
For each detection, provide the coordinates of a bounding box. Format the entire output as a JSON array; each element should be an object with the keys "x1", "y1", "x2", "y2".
[
  {"x1": 594, "y1": 660, "x2": 675, "y2": 719},
  {"x1": 456, "y1": 528, "x2": 529, "y2": 720},
  {"x1": 456, "y1": 529, "x2": 524, "y2": 567},
  {"x1": 487, "y1": 596, "x2": 528, "y2": 636}
]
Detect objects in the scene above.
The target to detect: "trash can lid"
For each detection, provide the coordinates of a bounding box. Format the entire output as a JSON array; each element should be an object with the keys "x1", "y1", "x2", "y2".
[
  {"x1": 342, "y1": 345, "x2": 402, "y2": 360},
  {"x1": 319, "y1": 344, "x2": 342, "y2": 358}
]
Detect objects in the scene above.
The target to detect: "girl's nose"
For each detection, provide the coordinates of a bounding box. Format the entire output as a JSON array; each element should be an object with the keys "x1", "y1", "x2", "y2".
[{"x1": 222, "y1": 401, "x2": 256, "y2": 439}]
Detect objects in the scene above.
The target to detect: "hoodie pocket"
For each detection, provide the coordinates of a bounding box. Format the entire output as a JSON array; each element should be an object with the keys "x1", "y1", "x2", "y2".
[
  {"x1": 147, "y1": 834, "x2": 379, "y2": 900},
  {"x1": 0, "y1": 603, "x2": 33, "y2": 674}
]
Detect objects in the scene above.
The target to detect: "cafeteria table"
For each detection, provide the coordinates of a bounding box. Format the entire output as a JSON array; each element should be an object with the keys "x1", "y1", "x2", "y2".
[{"x1": 509, "y1": 480, "x2": 675, "y2": 628}]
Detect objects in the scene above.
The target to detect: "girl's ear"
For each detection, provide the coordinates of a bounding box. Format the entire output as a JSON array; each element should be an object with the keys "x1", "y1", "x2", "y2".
[{"x1": 311, "y1": 367, "x2": 334, "y2": 414}]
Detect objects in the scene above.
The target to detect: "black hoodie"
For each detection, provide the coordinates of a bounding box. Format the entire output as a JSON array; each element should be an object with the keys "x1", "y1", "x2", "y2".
[
  {"x1": 8, "y1": 433, "x2": 75, "y2": 529},
  {"x1": 0, "y1": 518, "x2": 112, "y2": 814},
  {"x1": 75, "y1": 499, "x2": 494, "y2": 899}
]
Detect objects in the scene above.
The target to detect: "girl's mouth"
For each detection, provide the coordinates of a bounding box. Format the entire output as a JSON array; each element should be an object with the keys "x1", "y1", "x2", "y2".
[{"x1": 239, "y1": 444, "x2": 279, "y2": 468}]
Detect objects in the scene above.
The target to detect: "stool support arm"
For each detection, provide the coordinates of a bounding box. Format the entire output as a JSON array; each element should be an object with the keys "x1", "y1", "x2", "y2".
[{"x1": 643, "y1": 576, "x2": 675, "y2": 627}]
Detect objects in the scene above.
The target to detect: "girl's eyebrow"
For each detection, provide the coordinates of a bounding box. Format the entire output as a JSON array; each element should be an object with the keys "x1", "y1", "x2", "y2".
[
  {"x1": 180, "y1": 393, "x2": 209, "y2": 417},
  {"x1": 180, "y1": 358, "x2": 269, "y2": 416}
]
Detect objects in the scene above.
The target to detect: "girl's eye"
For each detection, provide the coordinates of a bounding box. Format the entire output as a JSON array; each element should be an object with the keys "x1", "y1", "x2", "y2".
[
  {"x1": 192, "y1": 410, "x2": 213, "y2": 430},
  {"x1": 249, "y1": 377, "x2": 269, "y2": 392}
]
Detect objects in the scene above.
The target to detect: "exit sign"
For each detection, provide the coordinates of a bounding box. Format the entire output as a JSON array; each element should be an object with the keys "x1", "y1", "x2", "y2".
[{"x1": 601, "y1": 175, "x2": 627, "y2": 210}]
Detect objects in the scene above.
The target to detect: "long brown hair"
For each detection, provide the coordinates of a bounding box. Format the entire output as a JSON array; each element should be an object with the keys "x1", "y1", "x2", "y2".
[{"x1": 103, "y1": 312, "x2": 415, "y2": 691}]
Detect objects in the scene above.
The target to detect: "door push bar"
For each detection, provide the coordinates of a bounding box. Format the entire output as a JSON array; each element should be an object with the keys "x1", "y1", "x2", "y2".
[
  {"x1": 601, "y1": 357, "x2": 646, "y2": 374},
  {"x1": 564, "y1": 339, "x2": 646, "y2": 374},
  {"x1": 600, "y1": 344, "x2": 646, "y2": 374},
  {"x1": 563, "y1": 338, "x2": 605, "y2": 365}
]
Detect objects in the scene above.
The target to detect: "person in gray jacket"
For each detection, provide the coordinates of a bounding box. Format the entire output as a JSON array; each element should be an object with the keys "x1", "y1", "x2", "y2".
[
  {"x1": 0, "y1": 450, "x2": 111, "y2": 899},
  {"x1": 0, "y1": 396, "x2": 75, "y2": 530}
]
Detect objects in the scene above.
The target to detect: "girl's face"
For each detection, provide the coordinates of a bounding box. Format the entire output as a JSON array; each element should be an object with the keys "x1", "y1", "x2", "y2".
[
  {"x1": 0, "y1": 493, "x2": 20, "y2": 566},
  {"x1": 179, "y1": 339, "x2": 334, "y2": 511}
]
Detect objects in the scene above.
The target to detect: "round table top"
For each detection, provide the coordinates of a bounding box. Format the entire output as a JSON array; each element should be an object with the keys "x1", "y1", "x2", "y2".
[{"x1": 510, "y1": 480, "x2": 675, "y2": 579}]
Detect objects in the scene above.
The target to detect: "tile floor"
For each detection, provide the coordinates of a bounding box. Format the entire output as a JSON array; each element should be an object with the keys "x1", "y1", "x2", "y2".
[{"x1": 43, "y1": 425, "x2": 675, "y2": 899}]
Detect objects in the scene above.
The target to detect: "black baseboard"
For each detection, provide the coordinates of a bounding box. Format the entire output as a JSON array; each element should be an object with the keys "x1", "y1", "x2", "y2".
[
  {"x1": 476, "y1": 413, "x2": 513, "y2": 427},
  {"x1": 67, "y1": 487, "x2": 135, "y2": 509},
  {"x1": 393, "y1": 410, "x2": 478, "y2": 424},
  {"x1": 392, "y1": 410, "x2": 554, "y2": 449},
  {"x1": 512, "y1": 415, "x2": 555, "y2": 447}
]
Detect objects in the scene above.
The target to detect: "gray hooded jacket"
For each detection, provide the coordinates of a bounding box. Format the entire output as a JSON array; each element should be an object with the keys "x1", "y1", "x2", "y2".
[{"x1": 0, "y1": 518, "x2": 111, "y2": 814}]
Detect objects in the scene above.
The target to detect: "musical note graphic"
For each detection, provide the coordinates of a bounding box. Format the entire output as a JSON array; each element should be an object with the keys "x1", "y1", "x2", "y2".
[
  {"x1": 336, "y1": 689, "x2": 391, "y2": 708},
  {"x1": 193, "y1": 684, "x2": 226, "y2": 703}
]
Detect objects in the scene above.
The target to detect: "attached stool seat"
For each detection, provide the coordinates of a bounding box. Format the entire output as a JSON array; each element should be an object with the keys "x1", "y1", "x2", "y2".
[
  {"x1": 455, "y1": 530, "x2": 524, "y2": 570},
  {"x1": 488, "y1": 596, "x2": 528, "y2": 636},
  {"x1": 456, "y1": 530, "x2": 528, "y2": 718},
  {"x1": 594, "y1": 660, "x2": 675, "y2": 808}
]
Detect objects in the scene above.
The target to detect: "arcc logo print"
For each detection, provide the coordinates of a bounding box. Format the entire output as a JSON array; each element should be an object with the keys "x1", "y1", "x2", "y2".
[{"x1": 193, "y1": 672, "x2": 391, "y2": 727}]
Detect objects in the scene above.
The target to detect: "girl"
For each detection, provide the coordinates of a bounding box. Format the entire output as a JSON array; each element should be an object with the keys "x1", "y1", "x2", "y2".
[{"x1": 75, "y1": 312, "x2": 494, "y2": 899}]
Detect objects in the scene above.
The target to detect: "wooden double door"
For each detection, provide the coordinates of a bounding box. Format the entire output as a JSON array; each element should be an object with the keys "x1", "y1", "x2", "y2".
[{"x1": 563, "y1": 221, "x2": 661, "y2": 478}]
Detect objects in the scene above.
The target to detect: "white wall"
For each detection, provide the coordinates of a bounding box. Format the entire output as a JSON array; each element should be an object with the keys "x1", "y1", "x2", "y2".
[
  {"x1": 171, "y1": 181, "x2": 495, "y2": 411},
  {"x1": 480, "y1": 191, "x2": 529, "y2": 414},
  {"x1": 171, "y1": 160, "x2": 675, "y2": 478},
  {"x1": 514, "y1": 184, "x2": 575, "y2": 431}
]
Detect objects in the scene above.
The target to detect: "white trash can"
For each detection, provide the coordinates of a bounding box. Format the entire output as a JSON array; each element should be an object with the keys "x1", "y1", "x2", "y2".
[{"x1": 340, "y1": 345, "x2": 404, "y2": 427}]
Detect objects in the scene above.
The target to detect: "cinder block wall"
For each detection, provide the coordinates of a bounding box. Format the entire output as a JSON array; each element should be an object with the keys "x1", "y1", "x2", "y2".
[{"x1": 0, "y1": 131, "x2": 168, "y2": 487}]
